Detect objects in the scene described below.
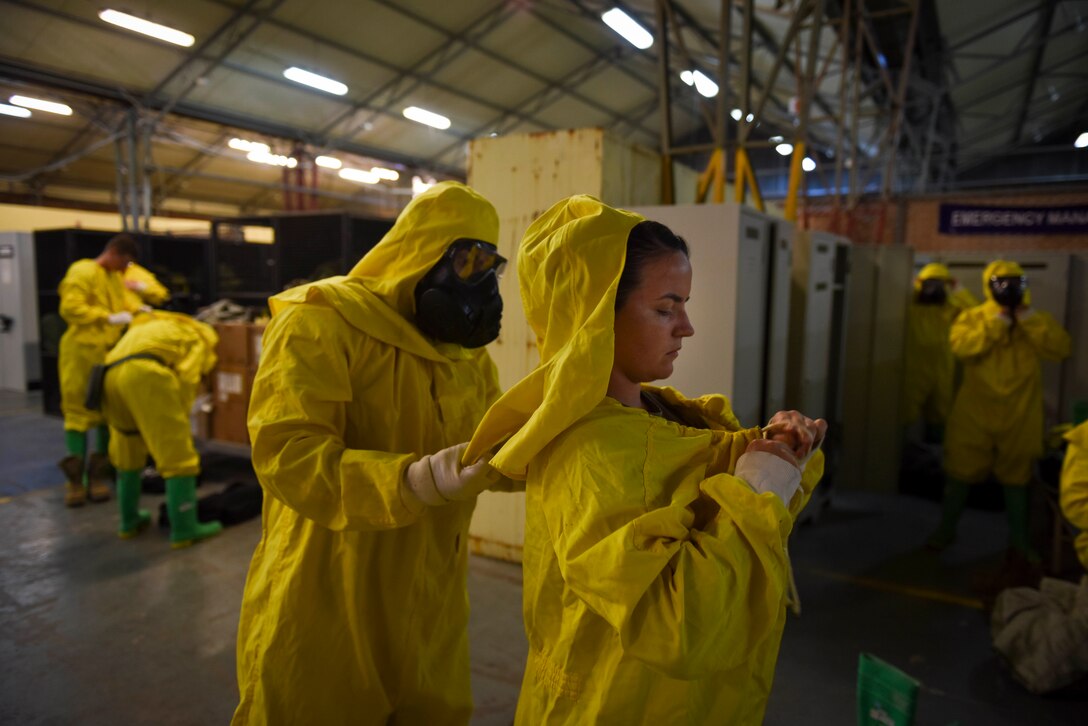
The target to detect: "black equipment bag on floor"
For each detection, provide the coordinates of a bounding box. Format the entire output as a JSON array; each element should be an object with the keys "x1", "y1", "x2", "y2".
[{"x1": 158, "y1": 481, "x2": 263, "y2": 528}]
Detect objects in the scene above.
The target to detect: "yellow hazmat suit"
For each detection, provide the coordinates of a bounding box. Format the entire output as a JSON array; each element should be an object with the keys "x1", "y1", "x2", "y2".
[
  {"x1": 944, "y1": 260, "x2": 1070, "y2": 485},
  {"x1": 233, "y1": 182, "x2": 501, "y2": 726},
  {"x1": 901, "y1": 263, "x2": 976, "y2": 426},
  {"x1": 123, "y1": 262, "x2": 170, "y2": 307},
  {"x1": 1061, "y1": 421, "x2": 1088, "y2": 570},
  {"x1": 102, "y1": 313, "x2": 217, "y2": 477},
  {"x1": 58, "y1": 259, "x2": 139, "y2": 431},
  {"x1": 466, "y1": 196, "x2": 824, "y2": 724}
]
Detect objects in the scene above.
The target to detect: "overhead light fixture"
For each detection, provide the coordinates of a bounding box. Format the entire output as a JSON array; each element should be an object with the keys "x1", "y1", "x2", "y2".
[
  {"x1": 229, "y1": 138, "x2": 270, "y2": 153},
  {"x1": 802, "y1": 157, "x2": 816, "y2": 172},
  {"x1": 769, "y1": 135, "x2": 784, "y2": 143},
  {"x1": 247, "y1": 150, "x2": 297, "y2": 168},
  {"x1": 283, "y1": 67, "x2": 348, "y2": 96},
  {"x1": 1075, "y1": 132, "x2": 1088, "y2": 148},
  {"x1": 0, "y1": 103, "x2": 31, "y2": 118},
  {"x1": 371, "y1": 167, "x2": 399, "y2": 181},
  {"x1": 775, "y1": 143, "x2": 794, "y2": 156},
  {"x1": 403, "y1": 106, "x2": 451, "y2": 130},
  {"x1": 679, "y1": 70, "x2": 718, "y2": 98},
  {"x1": 315, "y1": 155, "x2": 342, "y2": 169},
  {"x1": 10, "y1": 95, "x2": 72, "y2": 116},
  {"x1": 730, "y1": 108, "x2": 754, "y2": 123},
  {"x1": 340, "y1": 168, "x2": 380, "y2": 184},
  {"x1": 412, "y1": 175, "x2": 436, "y2": 196},
  {"x1": 601, "y1": 8, "x2": 653, "y2": 50},
  {"x1": 98, "y1": 9, "x2": 194, "y2": 47}
]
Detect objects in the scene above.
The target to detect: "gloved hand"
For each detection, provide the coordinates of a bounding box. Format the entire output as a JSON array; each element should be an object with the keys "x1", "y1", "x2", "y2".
[
  {"x1": 404, "y1": 442, "x2": 500, "y2": 506},
  {"x1": 125, "y1": 279, "x2": 148, "y2": 292},
  {"x1": 107, "y1": 311, "x2": 134, "y2": 325},
  {"x1": 737, "y1": 438, "x2": 802, "y2": 506}
]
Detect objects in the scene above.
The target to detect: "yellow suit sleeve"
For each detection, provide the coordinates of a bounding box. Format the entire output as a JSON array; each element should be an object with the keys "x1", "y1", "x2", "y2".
[
  {"x1": 247, "y1": 305, "x2": 422, "y2": 532},
  {"x1": 541, "y1": 426, "x2": 793, "y2": 680},
  {"x1": 949, "y1": 307, "x2": 1007, "y2": 359},
  {"x1": 59, "y1": 266, "x2": 111, "y2": 326},
  {"x1": 1019, "y1": 311, "x2": 1071, "y2": 362},
  {"x1": 1061, "y1": 438, "x2": 1088, "y2": 532}
]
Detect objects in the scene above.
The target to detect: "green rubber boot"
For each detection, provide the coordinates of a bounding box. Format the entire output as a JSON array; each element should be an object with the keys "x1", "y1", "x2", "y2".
[
  {"x1": 116, "y1": 469, "x2": 150, "y2": 539},
  {"x1": 1003, "y1": 484, "x2": 1040, "y2": 563},
  {"x1": 927, "y1": 477, "x2": 970, "y2": 551},
  {"x1": 165, "y1": 476, "x2": 221, "y2": 549}
]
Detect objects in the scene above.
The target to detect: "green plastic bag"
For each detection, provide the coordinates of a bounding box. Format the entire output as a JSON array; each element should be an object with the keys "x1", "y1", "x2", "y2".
[{"x1": 857, "y1": 653, "x2": 920, "y2": 726}]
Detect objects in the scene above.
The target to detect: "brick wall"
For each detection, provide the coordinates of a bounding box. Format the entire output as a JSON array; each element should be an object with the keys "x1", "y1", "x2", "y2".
[{"x1": 799, "y1": 189, "x2": 1088, "y2": 250}]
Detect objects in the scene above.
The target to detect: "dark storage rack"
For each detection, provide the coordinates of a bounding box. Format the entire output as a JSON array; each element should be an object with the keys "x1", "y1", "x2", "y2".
[{"x1": 210, "y1": 212, "x2": 393, "y2": 304}]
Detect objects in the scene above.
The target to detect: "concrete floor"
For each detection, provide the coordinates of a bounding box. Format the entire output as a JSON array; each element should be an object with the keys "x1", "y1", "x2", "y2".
[{"x1": 1, "y1": 390, "x2": 1084, "y2": 724}]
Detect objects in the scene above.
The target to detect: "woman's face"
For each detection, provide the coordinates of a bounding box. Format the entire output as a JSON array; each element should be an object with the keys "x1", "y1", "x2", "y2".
[{"x1": 612, "y1": 250, "x2": 694, "y2": 387}]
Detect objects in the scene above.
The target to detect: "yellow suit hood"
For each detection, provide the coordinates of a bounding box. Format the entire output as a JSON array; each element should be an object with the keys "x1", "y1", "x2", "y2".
[
  {"x1": 269, "y1": 181, "x2": 499, "y2": 363},
  {"x1": 982, "y1": 259, "x2": 1031, "y2": 306},
  {"x1": 467, "y1": 195, "x2": 643, "y2": 478}
]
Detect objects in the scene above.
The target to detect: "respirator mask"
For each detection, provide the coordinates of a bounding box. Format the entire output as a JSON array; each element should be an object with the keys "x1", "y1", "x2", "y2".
[{"x1": 414, "y1": 239, "x2": 506, "y2": 348}]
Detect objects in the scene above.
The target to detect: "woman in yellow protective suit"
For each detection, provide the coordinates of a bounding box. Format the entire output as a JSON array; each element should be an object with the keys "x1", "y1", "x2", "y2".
[
  {"x1": 901, "y1": 263, "x2": 976, "y2": 438},
  {"x1": 101, "y1": 311, "x2": 222, "y2": 546},
  {"x1": 465, "y1": 196, "x2": 826, "y2": 724},
  {"x1": 930, "y1": 260, "x2": 1071, "y2": 556},
  {"x1": 1060, "y1": 420, "x2": 1088, "y2": 571},
  {"x1": 57, "y1": 233, "x2": 142, "y2": 507},
  {"x1": 233, "y1": 182, "x2": 505, "y2": 726}
]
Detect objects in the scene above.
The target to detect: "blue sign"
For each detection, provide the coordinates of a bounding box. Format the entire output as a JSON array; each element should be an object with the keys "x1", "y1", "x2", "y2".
[{"x1": 939, "y1": 203, "x2": 1088, "y2": 235}]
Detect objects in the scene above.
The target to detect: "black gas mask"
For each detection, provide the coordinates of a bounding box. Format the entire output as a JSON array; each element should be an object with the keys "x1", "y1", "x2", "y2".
[
  {"x1": 916, "y1": 278, "x2": 948, "y2": 305},
  {"x1": 414, "y1": 239, "x2": 505, "y2": 348},
  {"x1": 989, "y1": 275, "x2": 1026, "y2": 309}
]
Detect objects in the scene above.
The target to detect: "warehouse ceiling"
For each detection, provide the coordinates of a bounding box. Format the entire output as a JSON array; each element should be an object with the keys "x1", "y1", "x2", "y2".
[{"x1": 0, "y1": 0, "x2": 1085, "y2": 220}]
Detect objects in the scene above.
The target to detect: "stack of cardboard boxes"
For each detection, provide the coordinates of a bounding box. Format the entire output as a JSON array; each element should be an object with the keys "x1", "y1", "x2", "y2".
[{"x1": 209, "y1": 322, "x2": 265, "y2": 445}]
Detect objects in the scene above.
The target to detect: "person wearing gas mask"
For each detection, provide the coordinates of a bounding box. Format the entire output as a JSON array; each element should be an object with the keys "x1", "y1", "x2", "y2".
[
  {"x1": 902, "y1": 263, "x2": 977, "y2": 442},
  {"x1": 928, "y1": 260, "x2": 1070, "y2": 558},
  {"x1": 233, "y1": 182, "x2": 506, "y2": 725}
]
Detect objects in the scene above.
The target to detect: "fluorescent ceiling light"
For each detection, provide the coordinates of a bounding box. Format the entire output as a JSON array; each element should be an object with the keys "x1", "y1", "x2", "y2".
[
  {"x1": 601, "y1": 8, "x2": 653, "y2": 50},
  {"x1": 730, "y1": 108, "x2": 754, "y2": 123},
  {"x1": 769, "y1": 135, "x2": 784, "y2": 143},
  {"x1": 371, "y1": 167, "x2": 399, "y2": 181},
  {"x1": 340, "y1": 168, "x2": 380, "y2": 184},
  {"x1": 403, "y1": 106, "x2": 450, "y2": 130},
  {"x1": 679, "y1": 70, "x2": 718, "y2": 98},
  {"x1": 1076, "y1": 132, "x2": 1088, "y2": 149},
  {"x1": 315, "y1": 155, "x2": 342, "y2": 169},
  {"x1": 98, "y1": 9, "x2": 194, "y2": 47},
  {"x1": 10, "y1": 95, "x2": 72, "y2": 116},
  {"x1": 247, "y1": 150, "x2": 297, "y2": 168},
  {"x1": 0, "y1": 103, "x2": 31, "y2": 118},
  {"x1": 775, "y1": 143, "x2": 794, "y2": 156},
  {"x1": 412, "y1": 175, "x2": 435, "y2": 197},
  {"x1": 229, "y1": 138, "x2": 270, "y2": 153},
  {"x1": 802, "y1": 157, "x2": 816, "y2": 172},
  {"x1": 284, "y1": 67, "x2": 348, "y2": 96}
]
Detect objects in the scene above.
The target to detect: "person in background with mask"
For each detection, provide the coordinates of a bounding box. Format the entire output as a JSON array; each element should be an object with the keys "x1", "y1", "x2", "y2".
[
  {"x1": 99, "y1": 311, "x2": 222, "y2": 546},
  {"x1": 465, "y1": 196, "x2": 826, "y2": 724},
  {"x1": 57, "y1": 233, "x2": 142, "y2": 507},
  {"x1": 901, "y1": 263, "x2": 977, "y2": 442},
  {"x1": 233, "y1": 182, "x2": 506, "y2": 726},
  {"x1": 929, "y1": 260, "x2": 1070, "y2": 558}
]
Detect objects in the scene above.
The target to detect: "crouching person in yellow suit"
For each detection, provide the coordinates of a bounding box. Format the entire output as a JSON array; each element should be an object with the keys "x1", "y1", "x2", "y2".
[{"x1": 100, "y1": 311, "x2": 223, "y2": 546}]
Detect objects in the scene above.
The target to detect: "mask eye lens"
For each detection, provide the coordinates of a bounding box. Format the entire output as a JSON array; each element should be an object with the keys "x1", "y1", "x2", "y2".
[{"x1": 448, "y1": 240, "x2": 507, "y2": 281}]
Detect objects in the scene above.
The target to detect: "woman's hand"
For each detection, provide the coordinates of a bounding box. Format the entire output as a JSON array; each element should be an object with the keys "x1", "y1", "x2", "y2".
[
  {"x1": 763, "y1": 410, "x2": 827, "y2": 462},
  {"x1": 744, "y1": 437, "x2": 799, "y2": 468}
]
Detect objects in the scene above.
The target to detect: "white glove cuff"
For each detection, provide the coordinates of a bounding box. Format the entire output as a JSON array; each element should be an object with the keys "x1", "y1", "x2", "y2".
[
  {"x1": 405, "y1": 456, "x2": 448, "y2": 507},
  {"x1": 736, "y1": 451, "x2": 801, "y2": 506}
]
